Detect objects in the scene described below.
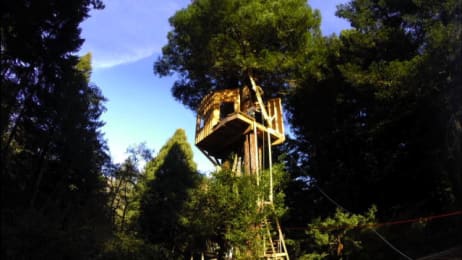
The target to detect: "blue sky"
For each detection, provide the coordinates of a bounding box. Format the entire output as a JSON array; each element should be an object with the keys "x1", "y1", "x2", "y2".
[{"x1": 79, "y1": 0, "x2": 350, "y2": 173}]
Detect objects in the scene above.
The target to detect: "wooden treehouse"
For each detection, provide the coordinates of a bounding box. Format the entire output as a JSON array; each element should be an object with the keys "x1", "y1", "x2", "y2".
[
  {"x1": 195, "y1": 77, "x2": 289, "y2": 259},
  {"x1": 195, "y1": 86, "x2": 285, "y2": 171}
]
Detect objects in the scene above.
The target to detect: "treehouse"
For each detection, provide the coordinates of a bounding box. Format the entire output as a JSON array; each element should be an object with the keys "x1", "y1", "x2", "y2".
[
  {"x1": 195, "y1": 86, "x2": 285, "y2": 166},
  {"x1": 194, "y1": 82, "x2": 289, "y2": 259}
]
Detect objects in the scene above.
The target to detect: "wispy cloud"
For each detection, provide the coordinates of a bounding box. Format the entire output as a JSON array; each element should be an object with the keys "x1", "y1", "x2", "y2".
[
  {"x1": 79, "y1": 0, "x2": 349, "y2": 69},
  {"x1": 79, "y1": 0, "x2": 188, "y2": 69}
]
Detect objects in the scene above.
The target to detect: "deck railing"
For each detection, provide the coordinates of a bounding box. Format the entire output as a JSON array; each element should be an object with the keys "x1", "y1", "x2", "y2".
[{"x1": 195, "y1": 91, "x2": 285, "y2": 146}]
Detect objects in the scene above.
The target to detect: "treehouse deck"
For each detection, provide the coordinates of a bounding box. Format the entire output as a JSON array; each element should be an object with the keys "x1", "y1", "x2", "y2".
[
  {"x1": 195, "y1": 88, "x2": 285, "y2": 163},
  {"x1": 196, "y1": 111, "x2": 284, "y2": 160}
]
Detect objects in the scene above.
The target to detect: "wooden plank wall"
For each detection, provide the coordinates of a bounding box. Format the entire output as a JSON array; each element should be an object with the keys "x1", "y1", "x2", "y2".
[{"x1": 195, "y1": 89, "x2": 240, "y2": 145}]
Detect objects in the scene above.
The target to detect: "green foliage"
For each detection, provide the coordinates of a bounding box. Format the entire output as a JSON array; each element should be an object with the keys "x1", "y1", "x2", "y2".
[
  {"x1": 138, "y1": 129, "x2": 202, "y2": 258},
  {"x1": 104, "y1": 134, "x2": 289, "y2": 259},
  {"x1": 98, "y1": 232, "x2": 166, "y2": 260},
  {"x1": 259, "y1": 162, "x2": 289, "y2": 217},
  {"x1": 107, "y1": 159, "x2": 140, "y2": 232},
  {"x1": 198, "y1": 169, "x2": 261, "y2": 257},
  {"x1": 284, "y1": 0, "x2": 461, "y2": 257},
  {"x1": 303, "y1": 206, "x2": 376, "y2": 259},
  {"x1": 184, "y1": 162, "x2": 289, "y2": 259},
  {"x1": 286, "y1": 0, "x2": 461, "y2": 215},
  {"x1": 154, "y1": 0, "x2": 321, "y2": 110},
  {"x1": 144, "y1": 129, "x2": 196, "y2": 181},
  {"x1": 105, "y1": 143, "x2": 153, "y2": 232},
  {"x1": 76, "y1": 52, "x2": 94, "y2": 82}
]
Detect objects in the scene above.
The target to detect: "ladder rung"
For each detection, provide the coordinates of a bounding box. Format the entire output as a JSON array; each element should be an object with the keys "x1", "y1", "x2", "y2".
[{"x1": 263, "y1": 252, "x2": 289, "y2": 257}]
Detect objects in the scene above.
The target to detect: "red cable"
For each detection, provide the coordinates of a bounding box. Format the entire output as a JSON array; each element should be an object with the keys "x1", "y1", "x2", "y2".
[{"x1": 373, "y1": 210, "x2": 462, "y2": 228}]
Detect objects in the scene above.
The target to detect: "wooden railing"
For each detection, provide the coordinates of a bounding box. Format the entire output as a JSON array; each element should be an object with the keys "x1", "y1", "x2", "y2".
[
  {"x1": 266, "y1": 98, "x2": 285, "y2": 144},
  {"x1": 195, "y1": 91, "x2": 285, "y2": 146}
]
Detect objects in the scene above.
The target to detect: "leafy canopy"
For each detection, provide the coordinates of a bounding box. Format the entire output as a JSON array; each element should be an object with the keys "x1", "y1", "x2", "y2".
[
  {"x1": 154, "y1": 0, "x2": 321, "y2": 110},
  {"x1": 285, "y1": 0, "x2": 461, "y2": 257}
]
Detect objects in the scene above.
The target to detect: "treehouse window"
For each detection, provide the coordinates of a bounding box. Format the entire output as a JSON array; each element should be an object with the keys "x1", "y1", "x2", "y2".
[
  {"x1": 220, "y1": 102, "x2": 234, "y2": 119},
  {"x1": 199, "y1": 116, "x2": 205, "y2": 129}
]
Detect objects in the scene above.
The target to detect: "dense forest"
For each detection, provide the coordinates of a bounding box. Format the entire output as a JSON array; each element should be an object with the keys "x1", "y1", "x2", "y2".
[{"x1": 1, "y1": 0, "x2": 461, "y2": 259}]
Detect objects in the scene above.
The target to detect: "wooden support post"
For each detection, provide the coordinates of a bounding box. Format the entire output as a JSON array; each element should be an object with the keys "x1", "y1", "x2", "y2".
[{"x1": 243, "y1": 126, "x2": 259, "y2": 175}]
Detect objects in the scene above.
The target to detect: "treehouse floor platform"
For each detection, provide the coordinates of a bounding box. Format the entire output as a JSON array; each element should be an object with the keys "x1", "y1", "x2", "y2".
[{"x1": 196, "y1": 112, "x2": 284, "y2": 161}]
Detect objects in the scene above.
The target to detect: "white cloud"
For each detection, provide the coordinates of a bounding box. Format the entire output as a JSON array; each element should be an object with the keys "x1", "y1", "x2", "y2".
[
  {"x1": 79, "y1": 0, "x2": 350, "y2": 68},
  {"x1": 79, "y1": 0, "x2": 188, "y2": 69},
  {"x1": 88, "y1": 45, "x2": 157, "y2": 68}
]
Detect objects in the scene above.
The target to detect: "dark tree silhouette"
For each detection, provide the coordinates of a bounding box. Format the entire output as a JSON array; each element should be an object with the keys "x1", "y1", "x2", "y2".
[
  {"x1": 1, "y1": 1, "x2": 110, "y2": 259},
  {"x1": 139, "y1": 129, "x2": 201, "y2": 258}
]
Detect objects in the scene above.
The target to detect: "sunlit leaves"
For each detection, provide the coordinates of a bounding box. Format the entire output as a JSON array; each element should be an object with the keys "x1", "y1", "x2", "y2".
[
  {"x1": 304, "y1": 206, "x2": 376, "y2": 258},
  {"x1": 154, "y1": 0, "x2": 321, "y2": 110}
]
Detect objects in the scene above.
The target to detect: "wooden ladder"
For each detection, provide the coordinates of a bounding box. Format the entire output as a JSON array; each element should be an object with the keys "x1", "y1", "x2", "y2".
[{"x1": 261, "y1": 214, "x2": 289, "y2": 259}]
